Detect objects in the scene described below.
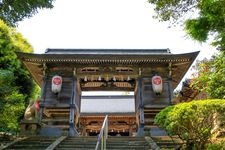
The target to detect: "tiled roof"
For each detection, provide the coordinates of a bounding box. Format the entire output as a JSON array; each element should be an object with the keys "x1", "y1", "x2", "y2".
[
  {"x1": 16, "y1": 49, "x2": 199, "y2": 89},
  {"x1": 45, "y1": 48, "x2": 171, "y2": 55}
]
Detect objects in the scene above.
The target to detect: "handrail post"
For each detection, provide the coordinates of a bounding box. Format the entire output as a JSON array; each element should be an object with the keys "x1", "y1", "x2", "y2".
[
  {"x1": 103, "y1": 117, "x2": 108, "y2": 150},
  {"x1": 95, "y1": 115, "x2": 108, "y2": 150}
]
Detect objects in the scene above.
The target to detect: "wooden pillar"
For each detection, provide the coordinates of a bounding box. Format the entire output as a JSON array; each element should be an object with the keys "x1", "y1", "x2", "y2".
[
  {"x1": 38, "y1": 63, "x2": 47, "y2": 124},
  {"x1": 137, "y1": 77, "x2": 145, "y2": 137},
  {"x1": 168, "y1": 79, "x2": 173, "y2": 105},
  {"x1": 69, "y1": 74, "x2": 79, "y2": 136},
  {"x1": 82, "y1": 125, "x2": 86, "y2": 136},
  {"x1": 129, "y1": 119, "x2": 133, "y2": 136},
  {"x1": 168, "y1": 62, "x2": 173, "y2": 105}
]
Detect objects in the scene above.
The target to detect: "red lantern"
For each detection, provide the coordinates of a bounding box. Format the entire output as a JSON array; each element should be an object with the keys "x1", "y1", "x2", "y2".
[
  {"x1": 152, "y1": 75, "x2": 163, "y2": 95},
  {"x1": 52, "y1": 75, "x2": 62, "y2": 94}
]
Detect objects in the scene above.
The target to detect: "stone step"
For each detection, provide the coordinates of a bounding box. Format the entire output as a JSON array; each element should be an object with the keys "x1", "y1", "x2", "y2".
[
  {"x1": 9, "y1": 144, "x2": 50, "y2": 148},
  {"x1": 0, "y1": 140, "x2": 13, "y2": 148},
  {"x1": 57, "y1": 144, "x2": 150, "y2": 149},
  {"x1": 56, "y1": 148, "x2": 93, "y2": 150},
  {"x1": 64, "y1": 137, "x2": 147, "y2": 141},
  {"x1": 57, "y1": 145, "x2": 95, "y2": 148},
  {"x1": 56, "y1": 149, "x2": 150, "y2": 150},
  {"x1": 19, "y1": 137, "x2": 57, "y2": 142},
  {"x1": 145, "y1": 118, "x2": 154, "y2": 124},
  {"x1": 4, "y1": 136, "x2": 153, "y2": 150},
  {"x1": 55, "y1": 136, "x2": 152, "y2": 150},
  {"x1": 151, "y1": 136, "x2": 184, "y2": 149},
  {"x1": 64, "y1": 138, "x2": 97, "y2": 142},
  {"x1": 41, "y1": 118, "x2": 70, "y2": 127},
  {"x1": 107, "y1": 143, "x2": 149, "y2": 147},
  {"x1": 144, "y1": 107, "x2": 165, "y2": 130},
  {"x1": 58, "y1": 142, "x2": 97, "y2": 145},
  {"x1": 42, "y1": 103, "x2": 71, "y2": 108},
  {"x1": 42, "y1": 118, "x2": 69, "y2": 122},
  {"x1": 144, "y1": 125, "x2": 156, "y2": 130},
  {"x1": 144, "y1": 113, "x2": 158, "y2": 117},
  {"x1": 144, "y1": 109, "x2": 162, "y2": 113},
  {"x1": 11, "y1": 142, "x2": 52, "y2": 145},
  {"x1": 5, "y1": 136, "x2": 57, "y2": 150},
  {"x1": 43, "y1": 124, "x2": 69, "y2": 130},
  {"x1": 107, "y1": 145, "x2": 150, "y2": 148},
  {"x1": 6, "y1": 148, "x2": 46, "y2": 150},
  {"x1": 108, "y1": 137, "x2": 147, "y2": 140}
]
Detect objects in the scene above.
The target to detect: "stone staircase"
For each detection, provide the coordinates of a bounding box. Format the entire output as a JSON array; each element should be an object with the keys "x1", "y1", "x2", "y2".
[
  {"x1": 143, "y1": 106, "x2": 184, "y2": 149},
  {"x1": 55, "y1": 136, "x2": 152, "y2": 150},
  {"x1": 151, "y1": 135, "x2": 184, "y2": 149},
  {"x1": 144, "y1": 106, "x2": 166, "y2": 124},
  {"x1": 2, "y1": 105, "x2": 184, "y2": 149},
  {"x1": 40, "y1": 108, "x2": 70, "y2": 136},
  {"x1": 38, "y1": 76, "x2": 78, "y2": 136},
  {"x1": 2, "y1": 136, "x2": 152, "y2": 150},
  {"x1": 106, "y1": 137, "x2": 151, "y2": 150},
  {"x1": 144, "y1": 106, "x2": 165, "y2": 133},
  {"x1": 0, "y1": 134, "x2": 14, "y2": 149},
  {"x1": 3, "y1": 136, "x2": 58, "y2": 150},
  {"x1": 54, "y1": 137, "x2": 96, "y2": 150}
]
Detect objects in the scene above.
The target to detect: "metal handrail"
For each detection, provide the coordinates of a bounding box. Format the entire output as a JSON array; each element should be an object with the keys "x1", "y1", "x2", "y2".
[{"x1": 95, "y1": 115, "x2": 108, "y2": 150}]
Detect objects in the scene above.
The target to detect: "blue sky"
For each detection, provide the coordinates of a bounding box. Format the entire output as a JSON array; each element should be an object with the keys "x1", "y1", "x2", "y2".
[{"x1": 17, "y1": 0, "x2": 217, "y2": 85}]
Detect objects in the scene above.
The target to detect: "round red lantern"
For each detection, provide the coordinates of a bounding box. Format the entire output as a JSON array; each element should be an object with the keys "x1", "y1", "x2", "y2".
[
  {"x1": 152, "y1": 75, "x2": 163, "y2": 95},
  {"x1": 52, "y1": 75, "x2": 62, "y2": 94}
]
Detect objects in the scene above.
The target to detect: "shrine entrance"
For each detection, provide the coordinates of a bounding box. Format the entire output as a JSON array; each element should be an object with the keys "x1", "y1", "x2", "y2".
[
  {"x1": 80, "y1": 92, "x2": 136, "y2": 136},
  {"x1": 17, "y1": 49, "x2": 199, "y2": 136}
]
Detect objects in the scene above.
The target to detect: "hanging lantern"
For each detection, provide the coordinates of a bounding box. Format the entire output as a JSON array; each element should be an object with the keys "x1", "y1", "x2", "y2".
[
  {"x1": 52, "y1": 75, "x2": 62, "y2": 94},
  {"x1": 152, "y1": 75, "x2": 163, "y2": 95}
]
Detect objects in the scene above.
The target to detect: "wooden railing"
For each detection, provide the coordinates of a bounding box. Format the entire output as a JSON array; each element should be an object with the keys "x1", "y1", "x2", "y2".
[{"x1": 95, "y1": 115, "x2": 108, "y2": 150}]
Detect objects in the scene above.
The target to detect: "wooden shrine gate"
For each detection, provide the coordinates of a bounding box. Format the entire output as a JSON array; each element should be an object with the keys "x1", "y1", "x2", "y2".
[{"x1": 17, "y1": 49, "x2": 199, "y2": 136}]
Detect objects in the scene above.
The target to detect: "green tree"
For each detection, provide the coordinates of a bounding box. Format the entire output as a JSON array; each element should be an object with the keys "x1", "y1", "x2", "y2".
[
  {"x1": 0, "y1": 70, "x2": 25, "y2": 133},
  {"x1": 191, "y1": 52, "x2": 225, "y2": 98},
  {"x1": 0, "y1": 19, "x2": 38, "y2": 133},
  {"x1": 149, "y1": 0, "x2": 225, "y2": 98},
  {"x1": 0, "y1": 0, "x2": 55, "y2": 26},
  {"x1": 149, "y1": 0, "x2": 225, "y2": 50},
  {"x1": 155, "y1": 100, "x2": 225, "y2": 150},
  {"x1": 189, "y1": 45, "x2": 225, "y2": 100}
]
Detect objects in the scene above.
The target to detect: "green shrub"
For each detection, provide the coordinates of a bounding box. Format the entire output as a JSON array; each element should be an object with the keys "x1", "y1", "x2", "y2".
[
  {"x1": 155, "y1": 99, "x2": 225, "y2": 150},
  {"x1": 207, "y1": 143, "x2": 225, "y2": 150}
]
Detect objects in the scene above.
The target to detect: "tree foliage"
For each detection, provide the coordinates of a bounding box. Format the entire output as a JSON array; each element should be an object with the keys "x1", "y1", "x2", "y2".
[
  {"x1": 0, "y1": 70, "x2": 25, "y2": 133},
  {"x1": 0, "y1": 19, "x2": 35, "y2": 99},
  {"x1": 191, "y1": 52, "x2": 225, "y2": 98},
  {"x1": 0, "y1": 19, "x2": 38, "y2": 133},
  {"x1": 0, "y1": 0, "x2": 55, "y2": 26},
  {"x1": 149, "y1": 0, "x2": 198, "y2": 22},
  {"x1": 207, "y1": 143, "x2": 225, "y2": 150},
  {"x1": 149, "y1": 0, "x2": 225, "y2": 50},
  {"x1": 155, "y1": 100, "x2": 225, "y2": 150},
  {"x1": 149, "y1": 0, "x2": 225, "y2": 99}
]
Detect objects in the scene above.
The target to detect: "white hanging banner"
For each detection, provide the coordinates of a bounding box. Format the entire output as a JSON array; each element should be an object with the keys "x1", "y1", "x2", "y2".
[
  {"x1": 152, "y1": 75, "x2": 163, "y2": 95},
  {"x1": 52, "y1": 75, "x2": 62, "y2": 94}
]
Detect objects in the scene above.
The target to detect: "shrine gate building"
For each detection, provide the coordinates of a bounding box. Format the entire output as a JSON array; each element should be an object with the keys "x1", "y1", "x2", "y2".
[{"x1": 17, "y1": 49, "x2": 199, "y2": 136}]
